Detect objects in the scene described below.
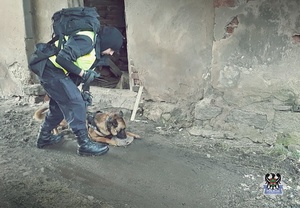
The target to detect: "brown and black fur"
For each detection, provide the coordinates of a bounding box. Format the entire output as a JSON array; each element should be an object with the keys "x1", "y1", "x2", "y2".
[
  {"x1": 33, "y1": 102, "x2": 140, "y2": 146},
  {"x1": 33, "y1": 102, "x2": 68, "y2": 135},
  {"x1": 87, "y1": 110, "x2": 140, "y2": 146}
]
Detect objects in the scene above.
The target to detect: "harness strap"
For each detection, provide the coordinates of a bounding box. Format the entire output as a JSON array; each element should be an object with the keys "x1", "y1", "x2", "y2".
[{"x1": 87, "y1": 111, "x2": 113, "y2": 139}]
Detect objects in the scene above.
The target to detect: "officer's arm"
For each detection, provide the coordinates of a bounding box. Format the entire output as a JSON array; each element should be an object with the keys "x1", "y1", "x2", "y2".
[{"x1": 56, "y1": 35, "x2": 93, "y2": 76}]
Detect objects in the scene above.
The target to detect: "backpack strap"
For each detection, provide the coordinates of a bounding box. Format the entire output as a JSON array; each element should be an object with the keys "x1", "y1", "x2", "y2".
[{"x1": 48, "y1": 35, "x2": 59, "y2": 44}]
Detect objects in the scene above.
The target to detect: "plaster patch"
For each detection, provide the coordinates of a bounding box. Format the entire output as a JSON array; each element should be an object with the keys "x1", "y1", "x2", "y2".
[
  {"x1": 218, "y1": 65, "x2": 240, "y2": 87},
  {"x1": 8, "y1": 62, "x2": 30, "y2": 85},
  {"x1": 226, "y1": 109, "x2": 268, "y2": 129}
]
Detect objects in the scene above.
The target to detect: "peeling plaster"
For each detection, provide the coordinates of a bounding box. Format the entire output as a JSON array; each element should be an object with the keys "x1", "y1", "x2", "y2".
[{"x1": 213, "y1": 0, "x2": 300, "y2": 92}]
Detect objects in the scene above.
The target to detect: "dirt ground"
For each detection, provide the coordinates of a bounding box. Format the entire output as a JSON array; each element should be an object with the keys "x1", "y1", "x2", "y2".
[{"x1": 0, "y1": 96, "x2": 299, "y2": 208}]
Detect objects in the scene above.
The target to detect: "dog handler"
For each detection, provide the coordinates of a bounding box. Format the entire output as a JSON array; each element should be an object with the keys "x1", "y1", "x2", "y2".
[{"x1": 32, "y1": 26, "x2": 123, "y2": 156}]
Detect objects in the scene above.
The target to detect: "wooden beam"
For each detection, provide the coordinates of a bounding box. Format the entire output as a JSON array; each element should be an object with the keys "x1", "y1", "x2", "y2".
[
  {"x1": 107, "y1": 58, "x2": 122, "y2": 78},
  {"x1": 130, "y1": 85, "x2": 143, "y2": 121}
]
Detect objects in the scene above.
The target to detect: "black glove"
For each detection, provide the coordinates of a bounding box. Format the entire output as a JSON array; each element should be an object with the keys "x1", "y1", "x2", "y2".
[
  {"x1": 82, "y1": 70, "x2": 100, "y2": 84},
  {"x1": 81, "y1": 91, "x2": 93, "y2": 106}
]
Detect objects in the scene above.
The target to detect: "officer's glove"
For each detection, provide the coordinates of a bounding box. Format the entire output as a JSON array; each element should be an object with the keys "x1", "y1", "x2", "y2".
[
  {"x1": 82, "y1": 70, "x2": 100, "y2": 84},
  {"x1": 81, "y1": 91, "x2": 93, "y2": 106}
]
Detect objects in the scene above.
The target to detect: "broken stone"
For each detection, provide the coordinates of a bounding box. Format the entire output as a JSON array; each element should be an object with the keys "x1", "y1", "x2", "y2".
[
  {"x1": 263, "y1": 133, "x2": 277, "y2": 146},
  {"x1": 186, "y1": 126, "x2": 235, "y2": 139},
  {"x1": 87, "y1": 196, "x2": 94, "y2": 201},
  {"x1": 273, "y1": 112, "x2": 300, "y2": 132},
  {"x1": 22, "y1": 171, "x2": 32, "y2": 177},
  {"x1": 193, "y1": 119, "x2": 203, "y2": 127},
  {"x1": 161, "y1": 113, "x2": 171, "y2": 121},
  {"x1": 273, "y1": 89, "x2": 296, "y2": 103},
  {"x1": 90, "y1": 86, "x2": 137, "y2": 110},
  {"x1": 23, "y1": 84, "x2": 45, "y2": 96},
  {"x1": 28, "y1": 95, "x2": 45, "y2": 104},
  {"x1": 194, "y1": 98, "x2": 223, "y2": 120},
  {"x1": 144, "y1": 108, "x2": 163, "y2": 122},
  {"x1": 143, "y1": 102, "x2": 177, "y2": 122},
  {"x1": 195, "y1": 106, "x2": 223, "y2": 120},
  {"x1": 287, "y1": 144, "x2": 300, "y2": 152},
  {"x1": 273, "y1": 105, "x2": 292, "y2": 111},
  {"x1": 226, "y1": 109, "x2": 268, "y2": 130}
]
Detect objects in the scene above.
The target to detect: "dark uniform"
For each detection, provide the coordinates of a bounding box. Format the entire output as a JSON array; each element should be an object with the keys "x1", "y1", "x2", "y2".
[{"x1": 34, "y1": 27, "x2": 124, "y2": 156}]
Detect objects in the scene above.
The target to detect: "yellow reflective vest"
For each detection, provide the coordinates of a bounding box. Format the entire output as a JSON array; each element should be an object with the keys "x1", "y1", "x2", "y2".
[{"x1": 49, "y1": 31, "x2": 96, "y2": 74}]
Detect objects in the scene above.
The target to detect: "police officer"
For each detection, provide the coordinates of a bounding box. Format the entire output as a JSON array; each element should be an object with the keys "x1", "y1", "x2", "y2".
[{"x1": 36, "y1": 26, "x2": 124, "y2": 156}]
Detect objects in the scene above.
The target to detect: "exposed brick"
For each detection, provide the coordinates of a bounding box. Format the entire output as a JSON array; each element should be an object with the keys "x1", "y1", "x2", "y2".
[
  {"x1": 214, "y1": 0, "x2": 236, "y2": 8},
  {"x1": 131, "y1": 72, "x2": 139, "y2": 79},
  {"x1": 134, "y1": 79, "x2": 141, "y2": 85},
  {"x1": 131, "y1": 67, "x2": 138, "y2": 73},
  {"x1": 224, "y1": 16, "x2": 239, "y2": 38},
  {"x1": 292, "y1": 34, "x2": 300, "y2": 43},
  {"x1": 229, "y1": 16, "x2": 239, "y2": 27},
  {"x1": 226, "y1": 27, "x2": 234, "y2": 34}
]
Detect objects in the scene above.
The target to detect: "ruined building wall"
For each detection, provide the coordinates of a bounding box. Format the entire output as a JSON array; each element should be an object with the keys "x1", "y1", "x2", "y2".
[
  {"x1": 0, "y1": 1, "x2": 31, "y2": 96},
  {"x1": 125, "y1": 0, "x2": 214, "y2": 103},
  {"x1": 0, "y1": 0, "x2": 83, "y2": 97},
  {"x1": 1, "y1": 0, "x2": 300, "y2": 146},
  {"x1": 124, "y1": 0, "x2": 214, "y2": 126},
  {"x1": 191, "y1": 0, "x2": 300, "y2": 145}
]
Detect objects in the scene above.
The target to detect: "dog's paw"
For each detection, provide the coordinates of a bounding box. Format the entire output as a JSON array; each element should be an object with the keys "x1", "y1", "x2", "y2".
[
  {"x1": 113, "y1": 137, "x2": 134, "y2": 147},
  {"x1": 133, "y1": 134, "x2": 141, "y2": 139},
  {"x1": 109, "y1": 140, "x2": 118, "y2": 146}
]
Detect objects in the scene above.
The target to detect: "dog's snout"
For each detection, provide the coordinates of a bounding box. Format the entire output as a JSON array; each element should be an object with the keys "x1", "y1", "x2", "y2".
[{"x1": 116, "y1": 129, "x2": 127, "y2": 139}]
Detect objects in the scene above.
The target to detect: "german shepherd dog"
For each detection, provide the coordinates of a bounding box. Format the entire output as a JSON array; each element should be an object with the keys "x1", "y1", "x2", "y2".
[{"x1": 33, "y1": 102, "x2": 141, "y2": 146}]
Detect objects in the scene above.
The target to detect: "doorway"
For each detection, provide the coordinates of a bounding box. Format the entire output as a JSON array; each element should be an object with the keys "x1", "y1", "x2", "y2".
[{"x1": 84, "y1": 0, "x2": 129, "y2": 89}]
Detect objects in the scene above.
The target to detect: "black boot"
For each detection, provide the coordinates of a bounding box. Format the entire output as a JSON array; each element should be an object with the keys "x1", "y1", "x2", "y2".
[
  {"x1": 76, "y1": 130, "x2": 109, "y2": 156},
  {"x1": 37, "y1": 127, "x2": 64, "y2": 148}
]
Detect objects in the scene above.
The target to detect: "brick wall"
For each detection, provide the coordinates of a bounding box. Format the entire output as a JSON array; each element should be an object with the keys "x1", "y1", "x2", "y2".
[
  {"x1": 84, "y1": 0, "x2": 127, "y2": 71},
  {"x1": 84, "y1": 0, "x2": 140, "y2": 90}
]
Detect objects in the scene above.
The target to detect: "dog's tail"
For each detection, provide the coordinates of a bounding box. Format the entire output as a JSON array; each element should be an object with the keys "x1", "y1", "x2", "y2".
[{"x1": 33, "y1": 102, "x2": 49, "y2": 121}]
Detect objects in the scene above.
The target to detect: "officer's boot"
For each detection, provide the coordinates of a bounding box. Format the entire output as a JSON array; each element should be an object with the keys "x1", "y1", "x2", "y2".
[
  {"x1": 37, "y1": 126, "x2": 64, "y2": 148},
  {"x1": 75, "y1": 130, "x2": 109, "y2": 156}
]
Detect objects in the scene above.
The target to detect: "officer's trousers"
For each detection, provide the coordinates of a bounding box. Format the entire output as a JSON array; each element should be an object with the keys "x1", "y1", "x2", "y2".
[{"x1": 38, "y1": 61, "x2": 86, "y2": 134}]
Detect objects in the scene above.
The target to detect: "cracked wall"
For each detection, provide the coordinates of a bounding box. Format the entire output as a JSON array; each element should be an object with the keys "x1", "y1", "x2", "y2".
[
  {"x1": 2, "y1": 0, "x2": 300, "y2": 143},
  {"x1": 125, "y1": 0, "x2": 214, "y2": 104},
  {"x1": 0, "y1": 1, "x2": 31, "y2": 96},
  {"x1": 194, "y1": 0, "x2": 300, "y2": 143},
  {"x1": 31, "y1": 0, "x2": 81, "y2": 43},
  {"x1": 212, "y1": 0, "x2": 300, "y2": 94},
  {"x1": 0, "y1": 0, "x2": 80, "y2": 97}
]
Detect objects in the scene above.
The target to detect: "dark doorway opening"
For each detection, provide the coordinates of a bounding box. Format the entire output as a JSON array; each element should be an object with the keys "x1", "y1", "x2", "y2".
[{"x1": 84, "y1": 0, "x2": 129, "y2": 89}]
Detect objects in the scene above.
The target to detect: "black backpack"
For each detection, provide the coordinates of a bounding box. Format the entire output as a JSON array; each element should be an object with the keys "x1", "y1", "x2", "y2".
[
  {"x1": 51, "y1": 7, "x2": 100, "y2": 49},
  {"x1": 29, "y1": 7, "x2": 101, "y2": 77}
]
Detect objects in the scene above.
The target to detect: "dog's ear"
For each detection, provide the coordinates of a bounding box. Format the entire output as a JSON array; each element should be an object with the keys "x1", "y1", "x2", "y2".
[
  {"x1": 107, "y1": 115, "x2": 113, "y2": 122},
  {"x1": 119, "y1": 111, "x2": 123, "y2": 117},
  {"x1": 112, "y1": 120, "x2": 118, "y2": 127},
  {"x1": 107, "y1": 116, "x2": 118, "y2": 127}
]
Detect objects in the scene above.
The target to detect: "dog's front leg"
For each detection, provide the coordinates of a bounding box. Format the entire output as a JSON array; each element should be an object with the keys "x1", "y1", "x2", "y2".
[
  {"x1": 90, "y1": 135, "x2": 118, "y2": 146},
  {"x1": 53, "y1": 128, "x2": 59, "y2": 135},
  {"x1": 126, "y1": 132, "x2": 141, "y2": 139}
]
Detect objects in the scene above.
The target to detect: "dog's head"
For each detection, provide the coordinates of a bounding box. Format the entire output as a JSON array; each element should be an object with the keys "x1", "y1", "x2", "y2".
[{"x1": 106, "y1": 111, "x2": 127, "y2": 139}]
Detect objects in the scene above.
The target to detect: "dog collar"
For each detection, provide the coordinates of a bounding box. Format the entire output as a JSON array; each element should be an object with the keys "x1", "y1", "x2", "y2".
[{"x1": 87, "y1": 111, "x2": 113, "y2": 138}]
